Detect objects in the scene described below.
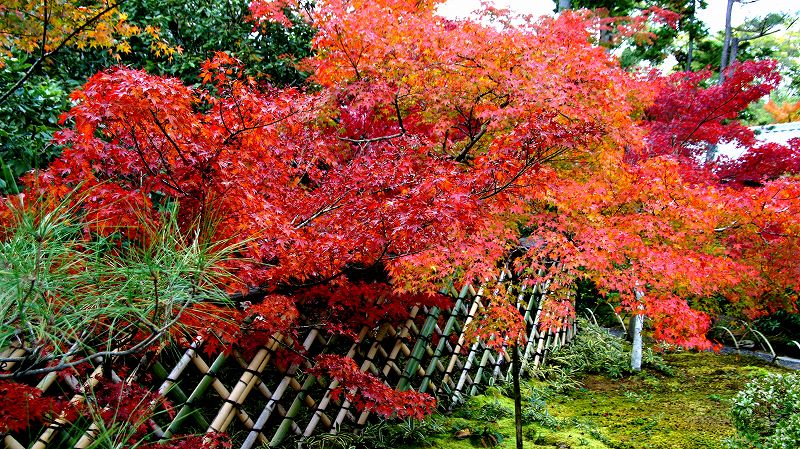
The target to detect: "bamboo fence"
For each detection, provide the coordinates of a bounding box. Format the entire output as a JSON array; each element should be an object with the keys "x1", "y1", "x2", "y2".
[{"x1": 4, "y1": 271, "x2": 576, "y2": 449}]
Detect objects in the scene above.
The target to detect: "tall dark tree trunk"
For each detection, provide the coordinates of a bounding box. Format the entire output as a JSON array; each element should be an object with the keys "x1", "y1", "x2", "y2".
[
  {"x1": 512, "y1": 343, "x2": 523, "y2": 449},
  {"x1": 686, "y1": 0, "x2": 697, "y2": 71},
  {"x1": 720, "y1": 0, "x2": 735, "y2": 82},
  {"x1": 729, "y1": 36, "x2": 740, "y2": 68}
]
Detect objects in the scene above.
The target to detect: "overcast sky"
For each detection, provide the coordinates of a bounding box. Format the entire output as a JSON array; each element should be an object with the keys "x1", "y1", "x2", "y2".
[{"x1": 438, "y1": 0, "x2": 800, "y2": 32}]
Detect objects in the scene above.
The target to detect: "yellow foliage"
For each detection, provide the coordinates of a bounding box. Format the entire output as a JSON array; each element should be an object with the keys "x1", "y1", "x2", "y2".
[
  {"x1": 764, "y1": 99, "x2": 800, "y2": 123},
  {"x1": 0, "y1": 0, "x2": 176, "y2": 62}
]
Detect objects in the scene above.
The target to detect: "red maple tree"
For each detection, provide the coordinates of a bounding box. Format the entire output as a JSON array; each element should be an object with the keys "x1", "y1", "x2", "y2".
[{"x1": 3, "y1": 0, "x2": 800, "y2": 439}]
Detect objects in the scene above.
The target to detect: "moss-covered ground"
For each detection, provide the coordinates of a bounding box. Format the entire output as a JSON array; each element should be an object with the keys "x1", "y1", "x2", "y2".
[{"x1": 396, "y1": 352, "x2": 791, "y2": 449}]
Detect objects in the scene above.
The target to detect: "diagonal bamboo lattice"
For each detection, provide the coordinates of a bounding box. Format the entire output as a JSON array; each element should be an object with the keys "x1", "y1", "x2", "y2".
[{"x1": 4, "y1": 271, "x2": 576, "y2": 449}]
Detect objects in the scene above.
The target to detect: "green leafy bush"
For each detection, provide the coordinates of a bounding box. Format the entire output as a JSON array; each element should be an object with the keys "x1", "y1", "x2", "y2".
[
  {"x1": 726, "y1": 372, "x2": 800, "y2": 449},
  {"x1": 546, "y1": 318, "x2": 672, "y2": 380},
  {"x1": 522, "y1": 390, "x2": 559, "y2": 429},
  {"x1": 454, "y1": 397, "x2": 512, "y2": 421},
  {"x1": 0, "y1": 58, "x2": 71, "y2": 193}
]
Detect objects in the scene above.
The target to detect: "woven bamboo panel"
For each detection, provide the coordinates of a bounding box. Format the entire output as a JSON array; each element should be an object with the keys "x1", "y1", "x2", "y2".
[{"x1": 4, "y1": 274, "x2": 575, "y2": 449}]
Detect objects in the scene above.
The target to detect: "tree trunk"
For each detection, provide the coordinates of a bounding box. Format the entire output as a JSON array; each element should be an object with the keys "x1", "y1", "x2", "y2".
[
  {"x1": 631, "y1": 314, "x2": 644, "y2": 371},
  {"x1": 728, "y1": 36, "x2": 740, "y2": 68},
  {"x1": 631, "y1": 290, "x2": 645, "y2": 371},
  {"x1": 557, "y1": 0, "x2": 571, "y2": 12},
  {"x1": 512, "y1": 344, "x2": 523, "y2": 449},
  {"x1": 685, "y1": 0, "x2": 697, "y2": 71},
  {"x1": 720, "y1": 0, "x2": 735, "y2": 82}
]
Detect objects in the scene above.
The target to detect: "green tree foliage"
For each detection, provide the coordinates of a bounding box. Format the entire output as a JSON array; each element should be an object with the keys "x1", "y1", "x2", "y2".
[
  {"x1": 110, "y1": 0, "x2": 315, "y2": 86},
  {"x1": 562, "y1": 0, "x2": 707, "y2": 68},
  {"x1": 689, "y1": 13, "x2": 798, "y2": 76},
  {"x1": 0, "y1": 58, "x2": 70, "y2": 193}
]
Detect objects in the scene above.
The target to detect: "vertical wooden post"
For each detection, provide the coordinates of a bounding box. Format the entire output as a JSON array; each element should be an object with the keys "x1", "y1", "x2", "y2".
[{"x1": 512, "y1": 343, "x2": 523, "y2": 449}]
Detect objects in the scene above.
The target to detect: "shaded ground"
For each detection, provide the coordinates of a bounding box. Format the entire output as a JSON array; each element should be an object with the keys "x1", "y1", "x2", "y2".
[{"x1": 398, "y1": 352, "x2": 790, "y2": 449}]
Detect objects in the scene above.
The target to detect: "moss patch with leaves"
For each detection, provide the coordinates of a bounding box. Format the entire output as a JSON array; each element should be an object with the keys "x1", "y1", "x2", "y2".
[{"x1": 376, "y1": 352, "x2": 790, "y2": 449}]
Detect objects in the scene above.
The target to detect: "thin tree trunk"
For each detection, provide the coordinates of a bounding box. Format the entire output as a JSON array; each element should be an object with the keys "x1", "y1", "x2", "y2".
[
  {"x1": 512, "y1": 343, "x2": 523, "y2": 449},
  {"x1": 631, "y1": 290, "x2": 645, "y2": 371},
  {"x1": 720, "y1": 0, "x2": 735, "y2": 82},
  {"x1": 631, "y1": 314, "x2": 644, "y2": 371}
]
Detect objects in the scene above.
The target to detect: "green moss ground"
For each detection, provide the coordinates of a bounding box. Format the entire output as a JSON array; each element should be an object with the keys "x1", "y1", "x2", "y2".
[{"x1": 402, "y1": 352, "x2": 790, "y2": 449}]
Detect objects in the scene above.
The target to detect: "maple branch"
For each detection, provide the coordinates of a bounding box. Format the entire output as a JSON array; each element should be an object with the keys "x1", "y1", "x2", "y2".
[
  {"x1": 293, "y1": 191, "x2": 351, "y2": 229},
  {"x1": 477, "y1": 145, "x2": 569, "y2": 200},
  {"x1": 333, "y1": 26, "x2": 362, "y2": 80},
  {"x1": 129, "y1": 128, "x2": 161, "y2": 180},
  {"x1": 41, "y1": 0, "x2": 50, "y2": 60},
  {"x1": 0, "y1": 1, "x2": 126, "y2": 106},
  {"x1": 339, "y1": 132, "x2": 405, "y2": 144},
  {"x1": 441, "y1": 129, "x2": 450, "y2": 154},
  {"x1": 714, "y1": 220, "x2": 740, "y2": 232},
  {"x1": 149, "y1": 109, "x2": 191, "y2": 167},
  {"x1": 221, "y1": 108, "x2": 303, "y2": 147},
  {"x1": 135, "y1": 125, "x2": 187, "y2": 195},
  {"x1": 478, "y1": 159, "x2": 537, "y2": 200},
  {"x1": 676, "y1": 80, "x2": 771, "y2": 151},
  {"x1": 339, "y1": 95, "x2": 406, "y2": 144},
  {"x1": 453, "y1": 120, "x2": 489, "y2": 163}
]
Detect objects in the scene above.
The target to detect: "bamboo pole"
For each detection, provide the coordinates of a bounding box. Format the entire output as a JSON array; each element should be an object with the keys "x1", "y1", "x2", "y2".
[
  {"x1": 451, "y1": 340, "x2": 482, "y2": 405},
  {"x1": 269, "y1": 374, "x2": 318, "y2": 447},
  {"x1": 272, "y1": 327, "x2": 368, "y2": 445},
  {"x1": 241, "y1": 329, "x2": 323, "y2": 449},
  {"x1": 240, "y1": 375, "x2": 303, "y2": 449},
  {"x1": 442, "y1": 286, "x2": 484, "y2": 386},
  {"x1": 307, "y1": 327, "x2": 370, "y2": 437},
  {"x1": 75, "y1": 367, "x2": 174, "y2": 449},
  {"x1": 187, "y1": 353, "x2": 268, "y2": 443},
  {"x1": 155, "y1": 340, "x2": 200, "y2": 396},
  {"x1": 0, "y1": 347, "x2": 27, "y2": 372},
  {"x1": 80, "y1": 342, "x2": 204, "y2": 446},
  {"x1": 151, "y1": 361, "x2": 208, "y2": 429},
  {"x1": 469, "y1": 349, "x2": 493, "y2": 396},
  {"x1": 30, "y1": 365, "x2": 105, "y2": 449},
  {"x1": 3, "y1": 435, "x2": 25, "y2": 449},
  {"x1": 335, "y1": 324, "x2": 393, "y2": 431},
  {"x1": 398, "y1": 306, "x2": 440, "y2": 391},
  {"x1": 161, "y1": 352, "x2": 229, "y2": 439},
  {"x1": 418, "y1": 284, "x2": 472, "y2": 393},
  {"x1": 207, "y1": 337, "x2": 279, "y2": 434}
]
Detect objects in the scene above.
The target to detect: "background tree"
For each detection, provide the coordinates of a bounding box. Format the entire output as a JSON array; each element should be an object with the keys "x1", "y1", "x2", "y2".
[
  {"x1": 0, "y1": 0, "x2": 150, "y2": 105},
  {"x1": 554, "y1": 0, "x2": 698, "y2": 68},
  {"x1": 109, "y1": 0, "x2": 314, "y2": 85}
]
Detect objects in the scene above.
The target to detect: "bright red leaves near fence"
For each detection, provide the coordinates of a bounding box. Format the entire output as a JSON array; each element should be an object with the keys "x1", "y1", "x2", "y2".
[
  {"x1": 310, "y1": 355, "x2": 436, "y2": 419},
  {"x1": 0, "y1": 380, "x2": 54, "y2": 433}
]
